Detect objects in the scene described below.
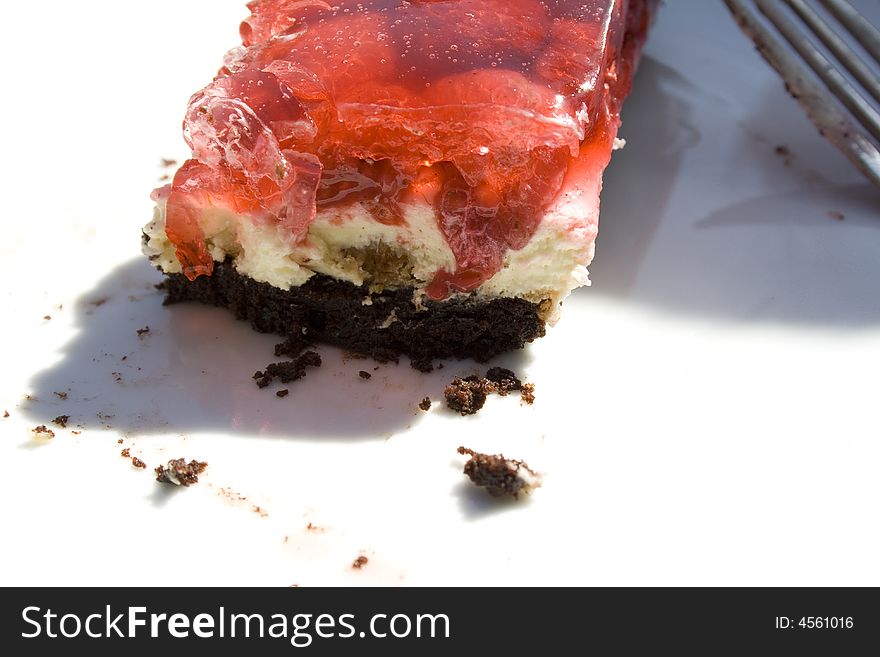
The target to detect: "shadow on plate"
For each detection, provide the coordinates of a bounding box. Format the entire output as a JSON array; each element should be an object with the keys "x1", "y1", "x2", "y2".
[
  {"x1": 25, "y1": 258, "x2": 532, "y2": 442},
  {"x1": 587, "y1": 57, "x2": 880, "y2": 327},
  {"x1": 452, "y1": 479, "x2": 538, "y2": 522}
]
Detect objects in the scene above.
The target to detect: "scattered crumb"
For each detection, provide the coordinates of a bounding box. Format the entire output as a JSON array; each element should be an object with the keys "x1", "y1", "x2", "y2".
[
  {"x1": 24, "y1": 394, "x2": 34, "y2": 401},
  {"x1": 217, "y1": 486, "x2": 248, "y2": 504},
  {"x1": 3, "y1": 410, "x2": 9, "y2": 418},
  {"x1": 457, "y1": 447, "x2": 542, "y2": 498},
  {"x1": 352, "y1": 556, "x2": 369, "y2": 570},
  {"x1": 43, "y1": 315, "x2": 51, "y2": 321},
  {"x1": 444, "y1": 368, "x2": 532, "y2": 415},
  {"x1": 444, "y1": 376, "x2": 489, "y2": 415},
  {"x1": 117, "y1": 438, "x2": 124, "y2": 444},
  {"x1": 358, "y1": 370, "x2": 372, "y2": 380},
  {"x1": 485, "y1": 367, "x2": 523, "y2": 396},
  {"x1": 131, "y1": 457, "x2": 147, "y2": 469},
  {"x1": 136, "y1": 326, "x2": 150, "y2": 337},
  {"x1": 306, "y1": 522, "x2": 325, "y2": 533},
  {"x1": 71, "y1": 431, "x2": 81, "y2": 436},
  {"x1": 418, "y1": 397, "x2": 432, "y2": 411},
  {"x1": 276, "y1": 389, "x2": 289, "y2": 398},
  {"x1": 53, "y1": 391, "x2": 68, "y2": 400},
  {"x1": 254, "y1": 351, "x2": 322, "y2": 388},
  {"x1": 828, "y1": 210, "x2": 845, "y2": 221},
  {"x1": 155, "y1": 459, "x2": 208, "y2": 486},
  {"x1": 112, "y1": 372, "x2": 123, "y2": 383},
  {"x1": 32, "y1": 425, "x2": 56, "y2": 439},
  {"x1": 52, "y1": 415, "x2": 70, "y2": 428},
  {"x1": 121, "y1": 448, "x2": 131, "y2": 458},
  {"x1": 774, "y1": 144, "x2": 794, "y2": 166},
  {"x1": 252, "y1": 505, "x2": 268, "y2": 517},
  {"x1": 89, "y1": 297, "x2": 109, "y2": 307},
  {"x1": 274, "y1": 335, "x2": 310, "y2": 358},
  {"x1": 161, "y1": 158, "x2": 178, "y2": 167}
]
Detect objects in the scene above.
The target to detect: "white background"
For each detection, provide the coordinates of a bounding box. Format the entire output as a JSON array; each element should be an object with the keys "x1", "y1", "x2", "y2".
[{"x1": 1, "y1": 0, "x2": 878, "y2": 585}]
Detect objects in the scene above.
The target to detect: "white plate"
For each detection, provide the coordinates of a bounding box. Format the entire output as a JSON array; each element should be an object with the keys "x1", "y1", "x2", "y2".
[{"x1": 2, "y1": 0, "x2": 879, "y2": 586}]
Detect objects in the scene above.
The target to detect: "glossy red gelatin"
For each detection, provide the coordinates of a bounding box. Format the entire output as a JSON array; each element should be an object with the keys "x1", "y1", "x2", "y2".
[{"x1": 163, "y1": 0, "x2": 655, "y2": 296}]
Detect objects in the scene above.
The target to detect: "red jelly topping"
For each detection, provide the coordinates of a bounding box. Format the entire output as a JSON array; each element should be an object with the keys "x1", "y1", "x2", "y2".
[{"x1": 164, "y1": 0, "x2": 655, "y2": 295}]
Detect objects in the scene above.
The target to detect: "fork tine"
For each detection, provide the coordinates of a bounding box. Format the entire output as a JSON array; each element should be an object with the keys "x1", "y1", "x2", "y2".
[
  {"x1": 818, "y1": 0, "x2": 880, "y2": 65},
  {"x1": 755, "y1": 0, "x2": 880, "y2": 144},
  {"x1": 785, "y1": 0, "x2": 880, "y2": 106},
  {"x1": 724, "y1": 0, "x2": 880, "y2": 188}
]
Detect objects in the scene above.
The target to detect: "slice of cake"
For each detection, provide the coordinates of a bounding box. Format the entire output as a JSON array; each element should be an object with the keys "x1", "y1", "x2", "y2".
[{"x1": 145, "y1": 0, "x2": 656, "y2": 364}]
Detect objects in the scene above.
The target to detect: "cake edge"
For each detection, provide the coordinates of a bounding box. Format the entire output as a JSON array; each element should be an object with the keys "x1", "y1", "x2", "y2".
[{"x1": 161, "y1": 260, "x2": 548, "y2": 367}]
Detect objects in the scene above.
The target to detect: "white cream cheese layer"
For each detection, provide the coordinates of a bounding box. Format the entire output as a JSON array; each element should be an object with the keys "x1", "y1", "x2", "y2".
[{"x1": 143, "y1": 191, "x2": 599, "y2": 323}]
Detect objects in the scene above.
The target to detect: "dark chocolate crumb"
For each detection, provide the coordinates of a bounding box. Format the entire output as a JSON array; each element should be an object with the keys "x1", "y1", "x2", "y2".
[
  {"x1": 117, "y1": 438, "x2": 124, "y2": 444},
  {"x1": 418, "y1": 397, "x2": 432, "y2": 411},
  {"x1": 828, "y1": 210, "x2": 845, "y2": 221},
  {"x1": 457, "y1": 446, "x2": 541, "y2": 498},
  {"x1": 253, "y1": 370, "x2": 271, "y2": 388},
  {"x1": 52, "y1": 415, "x2": 70, "y2": 428},
  {"x1": 274, "y1": 335, "x2": 310, "y2": 358},
  {"x1": 112, "y1": 372, "x2": 123, "y2": 383},
  {"x1": 352, "y1": 556, "x2": 369, "y2": 570},
  {"x1": 3, "y1": 410, "x2": 9, "y2": 418},
  {"x1": 131, "y1": 457, "x2": 147, "y2": 469},
  {"x1": 121, "y1": 448, "x2": 131, "y2": 458},
  {"x1": 444, "y1": 376, "x2": 489, "y2": 416},
  {"x1": 32, "y1": 425, "x2": 56, "y2": 439},
  {"x1": 774, "y1": 144, "x2": 794, "y2": 166},
  {"x1": 136, "y1": 326, "x2": 150, "y2": 336},
  {"x1": 276, "y1": 389, "x2": 289, "y2": 398},
  {"x1": 53, "y1": 391, "x2": 68, "y2": 400},
  {"x1": 443, "y1": 368, "x2": 532, "y2": 414},
  {"x1": 71, "y1": 431, "x2": 81, "y2": 436},
  {"x1": 358, "y1": 370, "x2": 372, "y2": 380},
  {"x1": 155, "y1": 459, "x2": 208, "y2": 486},
  {"x1": 43, "y1": 315, "x2": 52, "y2": 321},
  {"x1": 160, "y1": 158, "x2": 178, "y2": 167},
  {"x1": 255, "y1": 351, "x2": 322, "y2": 388},
  {"x1": 485, "y1": 367, "x2": 523, "y2": 396}
]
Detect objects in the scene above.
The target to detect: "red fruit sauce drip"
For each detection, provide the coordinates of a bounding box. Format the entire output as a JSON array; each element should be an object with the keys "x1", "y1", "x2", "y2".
[{"x1": 163, "y1": 0, "x2": 655, "y2": 296}]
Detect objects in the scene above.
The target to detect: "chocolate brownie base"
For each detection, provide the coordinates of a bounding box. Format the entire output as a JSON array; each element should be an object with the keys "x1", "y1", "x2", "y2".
[{"x1": 161, "y1": 261, "x2": 547, "y2": 363}]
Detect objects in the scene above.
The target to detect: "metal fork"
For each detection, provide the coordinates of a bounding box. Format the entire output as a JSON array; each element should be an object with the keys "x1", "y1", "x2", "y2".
[{"x1": 725, "y1": 0, "x2": 880, "y2": 188}]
